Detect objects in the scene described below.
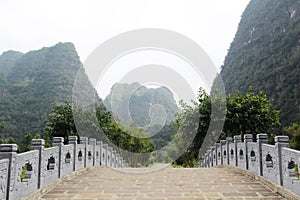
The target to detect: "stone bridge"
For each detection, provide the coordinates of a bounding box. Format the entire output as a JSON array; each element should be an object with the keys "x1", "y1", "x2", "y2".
[{"x1": 0, "y1": 134, "x2": 300, "y2": 200}]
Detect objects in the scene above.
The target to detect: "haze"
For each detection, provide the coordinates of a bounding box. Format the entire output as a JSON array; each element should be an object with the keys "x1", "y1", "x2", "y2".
[{"x1": 0, "y1": 0, "x2": 249, "y2": 68}]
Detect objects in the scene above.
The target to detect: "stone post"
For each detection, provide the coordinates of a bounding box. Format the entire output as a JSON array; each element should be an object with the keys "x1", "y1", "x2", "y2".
[
  {"x1": 108, "y1": 147, "x2": 113, "y2": 167},
  {"x1": 220, "y1": 140, "x2": 226, "y2": 165},
  {"x1": 112, "y1": 150, "x2": 117, "y2": 168},
  {"x1": 52, "y1": 137, "x2": 64, "y2": 178},
  {"x1": 206, "y1": 150, "x2": 211, "y2": 167},
  {"x1": 115, "y1": 153, "x2": 118, "y2": 168},
  {"x1": 275, "y1": 136, "x2": 289, "y2": 186},
  {"x1": 206, "y1": 150, "x2": 210, "y2": 167},
  {"x1": 226, "y1": 137, "x2": 233, "y2": 165},
  {"x1": 116, "y1": 152, "x2": 119, "y2": 168},
  {"x1": 89, "y1": 138, "x2": 96, "y2": 166},
  {"x1": 257, "y1": 133, "x2": 268, "y2": 176},
  {"x1": 80, "y1": 137, "x2": 88, "y2": 167},
  {"x1": 205, "y1": 150, "x2": 209, "y2": 167},
  {"x1": 120, "y1": 158, "x2": 124, "y2": 168},
  {"x1": 234, "y1": 135, "x2": 242, "y2": 167},
  {"x1": 0, "y1": 144, "x2": 18, "y2": 199},
  {"x1": 117, "y1": 153, "x2": 120, "y2": 168},
  {"x1": 118, "y1": 154, "x2": 121, "y2": 168},
  {"x1": 244, "y1": 134, "x2": 253, "y2": 170},
  {"x1": 31, "y1": 139, "x2": 45, "y2": 189},
  {"x1": 215, "y1": 143, "x2": 219, "y2": 165},
  {"x1": 210, "y1": 146, "x2": 214, "y2": 166},
  {"x1": 210, "y1": 146, "x2": 213, "y2": 166},
  {"x1": 103, "y1": 144, "x2": 108, "y2": 166},
  {"x1": 68, "y1": 136, "x2": 77, "y2": 171},
  {"x1": 97, "y1": 141, "x2": 103, "y2": 166}
]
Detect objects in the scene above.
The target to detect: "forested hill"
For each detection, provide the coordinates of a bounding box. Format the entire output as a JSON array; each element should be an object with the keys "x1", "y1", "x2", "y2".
[
  {"x1": 0, "y1": 50, "x2": 23, "y2": 75},
  {"x1": 104, "y1": 82, "x2": 179, "y2": 128},
  {"x1": 220, "y1": 0, "x2": 300, "y2": 126},
  {"x1": 0, "y1": 42, "x2": 95, "y2": 142}
]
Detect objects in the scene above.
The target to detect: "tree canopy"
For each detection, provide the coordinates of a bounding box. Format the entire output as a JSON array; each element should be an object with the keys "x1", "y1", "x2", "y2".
[
  {"x1": 44, "y1": 103, "x2": 155, "y2": 167},
  {"x1": 284, "y1": 123, "x2": 300, "y2": 150},
  {"x1": 223, "y1": 87, "x2": 280, "y2": 139},
  {"x1": 173, "y1": 87, "x2": 280, "y2": 167}
]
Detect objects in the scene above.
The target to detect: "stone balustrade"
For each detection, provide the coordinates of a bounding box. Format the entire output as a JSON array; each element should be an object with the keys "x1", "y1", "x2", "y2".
[
  {"x1": 199, "y1": 134, "x2": 300, "y2": 196},
  {"x1": 0, "y1": 136, "x2": 128, "y2": 200}
]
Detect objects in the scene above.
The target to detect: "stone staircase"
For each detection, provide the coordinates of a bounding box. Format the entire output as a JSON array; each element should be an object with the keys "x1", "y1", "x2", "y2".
[{"x1": 40, "y1": 165, "x2": 287, "y2": 200}]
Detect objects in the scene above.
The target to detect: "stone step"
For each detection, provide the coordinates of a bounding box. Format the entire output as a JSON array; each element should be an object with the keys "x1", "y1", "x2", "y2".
[{"x1": 41, "y1": 166, "x2": 285, "y2": 200}]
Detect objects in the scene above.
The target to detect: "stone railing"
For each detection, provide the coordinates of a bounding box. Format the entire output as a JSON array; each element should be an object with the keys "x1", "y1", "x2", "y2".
[
  {"x1": 199, "y1": 134, "x2": 300, "y2": 196},
  {"x1": 0, "y1": 136, "x2": 128, "y2": 200}
]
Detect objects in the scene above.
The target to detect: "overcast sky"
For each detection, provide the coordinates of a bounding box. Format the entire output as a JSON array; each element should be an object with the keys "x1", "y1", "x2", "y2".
[
  {"x1": 0, "y1": 0, "x2": 250, "y2": 69},
  {"x1": 0, "y1": 0, "x2": 251, "y2": 100}
]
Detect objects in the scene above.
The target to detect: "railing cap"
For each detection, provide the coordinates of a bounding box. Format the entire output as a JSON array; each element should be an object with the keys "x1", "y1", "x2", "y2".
[
  {"x1": 257, "y1": 133, "x2": 268, "y2": 140},
  {"x1": 80, "y1": 136, "x2": 88, "y2": 141},
  {"x1": 234, "y1": 135, "x2": 242, "y2": 141},
  {"x1": 0, "y1": 144, "x2": 18, "y2": 152},
  {"x1": 89, "y1": 138, "x2": 96, "y2": 144},
  {"x1": 68, "y1": 136, "x2": 78, "y2": 141},
  {"x1": 53, "y1": 137, "x2": 64, "y2": 143},
  {"x1": 275, "y1": 136, "x2": 289, "y2": 143},
  {"x1": 220, "y1": 140, "x2": 226, "y2": 145},
  {"x1": 102, "y1": 143, "x2": 108, "y2": 147},
  {"x1": 244, "y1": 134, "x2": 253, "y2": 139},
  {"x1": 31, "y1": 139, "x2": 45, "y2": 146}
]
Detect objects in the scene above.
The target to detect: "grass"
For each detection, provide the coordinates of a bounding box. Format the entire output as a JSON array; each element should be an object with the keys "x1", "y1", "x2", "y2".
[{"x1": 20, "y1": 166, "x2": 26, "y2": 181}]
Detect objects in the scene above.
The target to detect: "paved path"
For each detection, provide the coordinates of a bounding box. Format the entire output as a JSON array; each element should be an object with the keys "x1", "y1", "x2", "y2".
[{"x1": 41, "y1": 165, "x2": 285, "y2": 200}]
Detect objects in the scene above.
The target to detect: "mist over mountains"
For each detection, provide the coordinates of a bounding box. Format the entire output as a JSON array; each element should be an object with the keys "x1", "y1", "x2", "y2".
[{"x1": 103, "y1": 82, "x2": 179, "y2": 135}]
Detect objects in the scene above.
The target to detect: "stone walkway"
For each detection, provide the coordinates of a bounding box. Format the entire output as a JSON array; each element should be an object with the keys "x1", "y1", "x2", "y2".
[{"x1": 41, "y1": 165, "x2": 285, "y2": 200}]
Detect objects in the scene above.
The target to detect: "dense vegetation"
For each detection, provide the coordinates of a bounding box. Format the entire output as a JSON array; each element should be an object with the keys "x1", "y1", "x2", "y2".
[
  {"x1": 43, "y1": 103, "x2": 155, "y2": 166},
  {"x1": 220, "y1": 0, "x2": 300, "y2": 127},
  {"x1": 0, "y1": 50, "x2": 23, "y2": 75},
  {"x1": 0, "y1": 43, "x2": 91, "y2": 143},
  {"x1": 284, "y1": 123, "x2": 300, "y2": 150},
  {"x1": 0, "y1": 43, "x2": 157, "y2": 166},
  {"x1": 2, "y1": 0, "x2": 300, "y2": 167},
  {"x1": 172, "y1": 88, "x2": 280, "y2": 167}
]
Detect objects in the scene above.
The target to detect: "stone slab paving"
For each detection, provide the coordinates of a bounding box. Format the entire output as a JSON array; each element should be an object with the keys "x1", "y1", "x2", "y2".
[{"x1": 41, "y1": 165, "x2": 285, "y2": 200}]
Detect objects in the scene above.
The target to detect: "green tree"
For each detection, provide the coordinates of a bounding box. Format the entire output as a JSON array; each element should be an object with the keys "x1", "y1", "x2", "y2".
[
  {"x1": 5, "y1": 137, "x2": 16, "y2": 144},
  {"x1": 284, "y1": 123, "x2": 300, "y2": 150},
  {"x1": 172, "y1": 88, "x2": 224, "y2": 167},
  {"x1": 44, "y1": 103, "x2": 78, "y2": 146},
  {"x1": 173, "y1": 87, "x2": 280, "y2": 167},
  {"x1": 43, "y1": 102, "x2": 156, "y2": 167},
  {"x1": 18, "y1": 133, "x2": 41, "y2": 153},
  {"x1": 223, "y1": 87, "x2": 280, "y2": 139}
]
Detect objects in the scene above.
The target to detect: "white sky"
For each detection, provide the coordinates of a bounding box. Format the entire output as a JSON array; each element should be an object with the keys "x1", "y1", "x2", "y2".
[
  {"x1": 0, "y1": 0, "x2": 250, "y2": 99},
  {"x1": 0, "y1": 0, "x2": 249, "y2": 67}
]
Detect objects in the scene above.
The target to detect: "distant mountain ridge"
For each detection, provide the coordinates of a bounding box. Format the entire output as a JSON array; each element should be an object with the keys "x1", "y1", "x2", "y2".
[
  {"x1": 0, "y1": 42, "x2": 95, "y2": 142},
  {"x1": 220, "y1": 0, "x2": 300, "y2": 126},
  {"x1": 104, "y1": 82, "x2": 179, "y2": 132},
  {"x1": 0, "y1": 50, "x2": 23, "y2": 75}
]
